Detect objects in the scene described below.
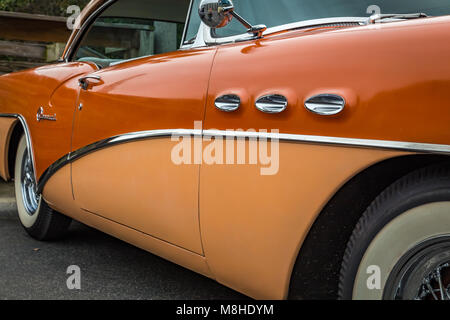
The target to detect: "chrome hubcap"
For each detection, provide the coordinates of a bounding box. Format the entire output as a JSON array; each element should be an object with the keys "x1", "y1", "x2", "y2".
[
  {"x1": 417, "y1": 262, "x2": 450, "y2": 300},
  {"x1": 384, "y1": 236, "x2": 450, "y2": 300},
  {"x1": 20, "y1": 148, "x2": 39, "y2": 215}
]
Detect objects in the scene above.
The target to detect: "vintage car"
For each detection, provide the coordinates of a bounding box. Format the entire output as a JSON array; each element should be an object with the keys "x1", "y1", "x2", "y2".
[{"x1": 0, "y1": 0, "x2": 450, "y2": 300}]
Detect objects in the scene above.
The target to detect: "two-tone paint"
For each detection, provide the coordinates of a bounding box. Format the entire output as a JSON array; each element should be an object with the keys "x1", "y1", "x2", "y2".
[{"x1": 0, "y1": 0, "x2": 450, "y2": 299}]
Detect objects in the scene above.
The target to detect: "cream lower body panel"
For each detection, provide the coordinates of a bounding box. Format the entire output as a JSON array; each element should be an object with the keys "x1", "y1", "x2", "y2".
[
  {"x1": 43, "y1": 165, "x2": 213, "y2": 280},
  {"x1": 199, "y1": 141, "x2": 408, "y2": 299},
  {"x1": 71, "y1": 138, "x2": 203, "y2": 255},
  {"x1": 42, "y1": 137, "x2": 410, "y2": 300}
]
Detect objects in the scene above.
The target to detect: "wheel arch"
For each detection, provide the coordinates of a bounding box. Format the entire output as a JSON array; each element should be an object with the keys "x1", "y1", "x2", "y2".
[
  {"x1": 7, "y1": 120, "x2": 25, "y2": 180},
  {"x1": 0, "y1": 117, "x2": 19, "y2": 181},
  {"x1": 0, "y1": 114, "x2": 33, "y2": 182},
  {"x1": 288, "y1": 153, "x2": 450, "y2": 300}
]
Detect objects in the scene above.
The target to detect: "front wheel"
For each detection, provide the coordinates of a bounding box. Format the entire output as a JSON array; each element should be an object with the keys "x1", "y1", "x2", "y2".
[
  {"x1": 339, "y1": 164, "x2": 450, "y2": 300},
  {"x1": 14, "y1": 135, "x2": 71, "y2": 241}
]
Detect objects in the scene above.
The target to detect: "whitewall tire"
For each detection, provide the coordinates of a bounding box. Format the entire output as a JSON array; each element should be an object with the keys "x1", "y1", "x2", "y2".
[
  {"x1": 339, "y1": 164, "x2": 450, "y2": 300},
  {"x1": 14, "y1": 135, "x2": 71, "y2": 240}
]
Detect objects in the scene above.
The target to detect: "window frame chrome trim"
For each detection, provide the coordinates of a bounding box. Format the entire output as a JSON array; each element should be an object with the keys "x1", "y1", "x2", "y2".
[
  {"x1": 182, "y1": 17, "x2": 367, "y2": 49},
  {"x1": 36, "y1": 128, "x2": 450, "y2": 194},
  {"x1": 62, "y1": 2, "x2": 367, "y2": 53},
  {"x1": 200, "y1": 17, "x2": 367, "y2": 46},
  {"x1": 180, "y1": 0, "x2": 195, "y2": 48},
  {"x1": 62, "y1": 0, "x2": 118, "y2": 62}
]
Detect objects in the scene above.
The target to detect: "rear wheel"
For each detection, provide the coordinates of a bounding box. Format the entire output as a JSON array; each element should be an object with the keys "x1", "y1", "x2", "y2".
[
  {"x1": 14, "y1": 135, "x2": 71, "y2": 241},
  {"x1": 339, "y1": 164, "x2": 450, "y2": 300}
]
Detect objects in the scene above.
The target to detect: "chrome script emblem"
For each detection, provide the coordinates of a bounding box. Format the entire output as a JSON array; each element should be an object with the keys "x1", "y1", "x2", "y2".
[{"x1": 36, "y1": 107, "x2": 57, "y2": 122}]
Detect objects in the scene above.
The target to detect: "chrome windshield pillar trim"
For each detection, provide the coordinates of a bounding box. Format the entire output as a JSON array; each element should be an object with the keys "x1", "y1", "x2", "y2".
[
  {"x1": 192, "y1": 22, "x2": 208, "y2": 48},
  {"x1": 180, "y1": 0, "x2": 195, "y2": 48},
  {"x1": 0, "y1": 113, "x2": 37, "y2": 183},
  {"x1": 180, "y1": 21, "x2": 208, "y2": 50},
  {"x1": 37, "y1": 128, "x2": 450, "y2": 194}
]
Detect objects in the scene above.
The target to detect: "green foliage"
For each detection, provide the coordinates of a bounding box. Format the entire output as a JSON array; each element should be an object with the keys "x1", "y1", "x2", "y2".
[{"x1": 0, "y1": 0, "x2": 90, "y2": 16}]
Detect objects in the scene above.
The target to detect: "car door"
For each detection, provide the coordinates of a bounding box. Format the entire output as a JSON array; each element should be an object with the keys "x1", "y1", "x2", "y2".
[
  {"x1": 0, "y1": 61, "x2": 98, "y2": 180},
  {"x1": 69, "y1": 0, "x2": 215, "y2": 255}
]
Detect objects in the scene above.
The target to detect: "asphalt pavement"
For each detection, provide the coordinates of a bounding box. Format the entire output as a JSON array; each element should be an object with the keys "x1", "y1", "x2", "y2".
[{"x1": 0, "y1": 182, "x2": 246, "y2": 300}]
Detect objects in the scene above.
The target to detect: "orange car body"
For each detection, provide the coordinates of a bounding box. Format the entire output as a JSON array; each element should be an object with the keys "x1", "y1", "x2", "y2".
[{"x1": 1, "y1": 0, "x2": 450, "y2": 299}]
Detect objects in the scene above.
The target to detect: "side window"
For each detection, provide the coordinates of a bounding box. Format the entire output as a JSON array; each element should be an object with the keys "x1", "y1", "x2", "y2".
[
  {"x1": 183, "y1": 0, "x2": 202, "y2": 45},
  {"x1": 73, "y1": 0, "x2": 187, "y2": 68}
]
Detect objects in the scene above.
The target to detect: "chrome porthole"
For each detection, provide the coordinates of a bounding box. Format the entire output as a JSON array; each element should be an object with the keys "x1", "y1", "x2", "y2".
[
  {"x1": 255, "y1": 94, "x2": 288, "y2": 114},
  {"x1": 383, "y1": 236, "x2": 450, "y2": 300},
  {"x1": 304, "y1": 94, "x2": 345, "y2": 116}
]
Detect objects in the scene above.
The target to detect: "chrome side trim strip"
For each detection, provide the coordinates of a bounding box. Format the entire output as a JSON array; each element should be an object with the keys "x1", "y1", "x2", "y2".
[
  {"x1": 0, "y1": 113, "x2": 37, "y2": 182},
  {"x1": 37, "y1": 128, "x2": 450, "y2": 194},
  {"x1": 36, "y1": 129, "x2": 201, "y2": 193},
  {"x1": 203, "y1": 130, "x2": 450, "y2": 154},
  {"x1": 70, "y1": 129, "x2": 202, "y2": 163}
]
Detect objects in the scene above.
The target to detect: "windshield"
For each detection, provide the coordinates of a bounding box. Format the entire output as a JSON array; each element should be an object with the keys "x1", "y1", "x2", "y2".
[{"x1": 184, "y1": 0, "x2": 450, "y2": 42}]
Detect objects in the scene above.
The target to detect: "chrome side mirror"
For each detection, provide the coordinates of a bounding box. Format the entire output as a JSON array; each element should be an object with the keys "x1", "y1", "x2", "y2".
[
  {"x1": 198, "y1": 0, "x2": 267, "y2": 38},
  {"x1": 198, "y1": 0, "x2": 234, "y2": 29}
]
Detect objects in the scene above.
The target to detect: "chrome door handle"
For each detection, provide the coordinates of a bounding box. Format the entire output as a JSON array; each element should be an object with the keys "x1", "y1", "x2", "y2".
[
  {"x1": 304, "y1": 94, "x2": 345, "y2": 116},
  {"x1": 255, "y1": 94, "x2": 288, "y2": 113},
  {"x1": 215, "y1": 94, "x2": 241, "y2": 112},
  {"x1": 78, "y1": 75, "x2": 101, "y2": 90}
]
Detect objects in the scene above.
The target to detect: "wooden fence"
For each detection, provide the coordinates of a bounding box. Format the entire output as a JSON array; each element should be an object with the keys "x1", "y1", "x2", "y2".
[{"x1": 0, "y1": 10, "x2": 156, "y2": 75}]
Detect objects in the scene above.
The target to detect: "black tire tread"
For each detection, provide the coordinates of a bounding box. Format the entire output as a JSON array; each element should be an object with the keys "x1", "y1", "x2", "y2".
[{"x1": 25, "y1": 199, "x2": 72, "y2": 241}]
